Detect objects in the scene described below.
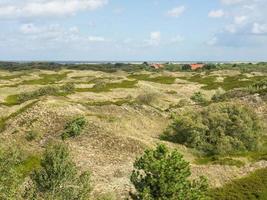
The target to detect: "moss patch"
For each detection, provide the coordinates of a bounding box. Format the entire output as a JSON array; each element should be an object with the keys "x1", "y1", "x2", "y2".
[
  {"x1": 128, "y1": 74, "x2": 176, "y2": 84},
  {"x1": 179, "y1": 74, "x2": 266, "y2": 91},
  {"x1": 76, "y1": 80, "x2": 138, "y2": 93}
]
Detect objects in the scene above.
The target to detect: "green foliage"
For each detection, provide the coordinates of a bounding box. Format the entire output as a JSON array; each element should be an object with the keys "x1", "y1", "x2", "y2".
[
  {"x1": 130, "y1": 144, "x2": 208, "y2": 200},
  {"x1": 0, "y1": 147, "x2": 22, "y2": 200},
  {"x1": 128, "y1": 74, "x2": 176, "y2": 84},
  {"x1": 0, "y1": 146, "x2": 40, "y2": 200},
  {"x1": 4, "y1": 83, "x2": 75, "y2": 106},
  {"x1": 191, "y1": 91, "x2": 209, "y2": 105},
  {"x1": 76, "y1": 80, "x2": 137, "y2": 93},
  {"x1": 181, "y1": 64, "x2": 192, "y2": 71},
  {"x1": 202, "y1": 64, "x2": 217, "y2": 70},
  {"x1": 163, "y1": 102, "x2": 263, "y2": 156},
  {"x1": 210, "y1": 168, "x2": 267, "y2": 200},
  {"x1": 195, "y1": 156, "x2": 245, "y2": 167},
  {"x1": 21, "y1": 73, "x2": 69, "y2": 85},
  {"x1": 25, "y1": 130, "x2": 40, "y2": 141},
  {"x1": 24, "y1": 142, "x2": 92, "y2": 200},
  {"x1": 61, "y1": 117, "x2": 86, "y2": 139},
  {"x1": 179, "y1": 74, "x2": 266, "y2": 91}
]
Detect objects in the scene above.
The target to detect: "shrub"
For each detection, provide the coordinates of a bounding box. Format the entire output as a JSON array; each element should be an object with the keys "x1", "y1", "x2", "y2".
[
  {"x1": 25, "y1": 131, "x2": 39, "y2": 141},
  {"x1": 130, "y1": 144, "x2": 208, "y2": 200},
  {"x1": 203, "y1": 64, "x2": 216, "y2": 70},
  {"x1": 191, "y1": 91, "x2": 208, "y2": 105},
  {"x1": 61, "y1": 117, "x2": 86, "y2": 139},
  {"x1": 163, "y1": 102, "x2": 263, "y2": 156},
  {"x1": 0, "y1": 147, "x2": 22, "y2": 200},
  {"x1": 24, "y1": 142, "x2": 91, "y2": 200}
]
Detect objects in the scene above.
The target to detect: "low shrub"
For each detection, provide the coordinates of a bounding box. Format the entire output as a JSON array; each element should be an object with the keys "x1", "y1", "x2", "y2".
[
  {"x1": 61, "y1": 117, "x2": 86, "y2": 139},
  {"x1": 163, "y1": 102, "x2": 263, "y2": 156},
  {"x1": 24, "y1": 142, "x2": 92, "y2": 200},
  {"x1": 210, "y1": 168, "x2": 267, "y2": 200},
  {"x1": 191, "y1": 91, "x2": 209, "y2": 105},
  {"x1": 25, "y1": 131, "x2": 39, "y2": 141}
]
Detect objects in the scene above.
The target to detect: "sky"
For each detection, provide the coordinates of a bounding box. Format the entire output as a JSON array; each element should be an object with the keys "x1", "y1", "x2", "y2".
[{"x1": 0, "y1": 0, "x2": 267, "y2": 61}]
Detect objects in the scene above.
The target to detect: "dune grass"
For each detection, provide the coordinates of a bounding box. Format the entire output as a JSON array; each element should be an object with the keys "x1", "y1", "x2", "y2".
[
  {"x1": 179, "y1": 74, "x2": 266, "y2": 91},
  {"x1": 21, "y1": 72, "x2": 69, "y2": 85},
  {"x1": 128, "y1": 74, "x2": 176, "y2": 84},
  {"x1": 0, "y1": 100, "x2": 38, "y2": 132},
  {"x1": 210, "y1": 168, "x2": 267, "y2": 200},
  {"x1": 76, "y1": 80, "x2": 138, "y2": 93}
]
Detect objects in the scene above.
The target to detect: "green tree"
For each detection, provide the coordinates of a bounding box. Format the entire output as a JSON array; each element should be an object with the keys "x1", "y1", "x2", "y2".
[
  {"x1": 130, "y1": 144, "x2": 208, "y2": 200},
  {"x1": 24, "y1": 142, "x2": 91, "y2": 200}
]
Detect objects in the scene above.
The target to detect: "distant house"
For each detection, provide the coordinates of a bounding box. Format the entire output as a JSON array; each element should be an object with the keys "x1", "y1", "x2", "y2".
[
  {"x1": 189, "y1": 64, "x2": 205, "y2": 70},
  {"x1": 150, "y1": 63, "x2": 164, "y2": 69}
]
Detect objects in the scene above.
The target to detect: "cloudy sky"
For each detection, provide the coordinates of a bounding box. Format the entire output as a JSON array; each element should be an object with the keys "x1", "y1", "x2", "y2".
[{"x1": 0, "y1": 0, "x2": 267, "y2": 61}]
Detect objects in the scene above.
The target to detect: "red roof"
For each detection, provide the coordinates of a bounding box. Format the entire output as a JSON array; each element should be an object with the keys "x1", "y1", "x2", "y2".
[
  {"x1": 150, "y1": 64, "x2": 164, "y2": 69},
  {"x1": 190, "y1": 64, "x2": 204, "y2": 70}
]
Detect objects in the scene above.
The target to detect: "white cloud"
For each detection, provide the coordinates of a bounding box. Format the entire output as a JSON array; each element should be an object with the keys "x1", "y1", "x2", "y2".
[
  {"x1": 234, "y1": 16, "x2": 247, "y2": 24},
  {"x1": 252, "y1": 23, "x2": 267, "y2": 34},
  {"x1": 144, "y1": 31, "x2": 161, "y2": 46},
  {"x1": 88, "y1": 36, "x2": 105, "y2": 42},
  {"x1": 0, "y1": 0, "x2": 108, "y2": 19},
  {"x1": 208, "y1": 10, "x2": 225, "y2": 18},
  {"x1": 207, "y1": 36, "x2": 218, "y2": 46},
  {"x1": 167, "y1": 6, "x2": 185, "y2": 17}
]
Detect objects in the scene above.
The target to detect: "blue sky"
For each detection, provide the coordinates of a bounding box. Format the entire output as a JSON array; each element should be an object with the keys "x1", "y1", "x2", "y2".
[{"x1": 0, "y1": 0, "x2": 266, "y2": 61}]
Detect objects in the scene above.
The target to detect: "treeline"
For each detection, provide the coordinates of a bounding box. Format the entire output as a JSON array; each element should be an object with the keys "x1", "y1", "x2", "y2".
[{"x1": 1, "y1": 61, "x2": 267, "y2": 73}]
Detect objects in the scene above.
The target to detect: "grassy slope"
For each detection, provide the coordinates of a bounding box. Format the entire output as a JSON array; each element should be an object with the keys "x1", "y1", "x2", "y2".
[{"x1": 210, "y1": 168, "x2": 267, "y2": 200}]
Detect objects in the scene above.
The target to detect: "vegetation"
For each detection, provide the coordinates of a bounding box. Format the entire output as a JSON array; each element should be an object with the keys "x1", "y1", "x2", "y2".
[
  {"x1": 163, "y1": 102, "x2": 263, "y2": 156},
  {"x1": 130, "y1": 144, "x2": 208, "y2": 200},
  {"x1": 76, "y1": 80, "x2": 137, "y2": 93},
  {"x1": 136, "y1": 92, "x2": 157, "y2": 105},
  {"x1": 0, "y1": 100, "x2": 38, "y2": 132},
  {"x1": 25, "y1": 130, "x2": 40, "y2": 141},
  {"x1": 190, "y1": 91, "x2": 208, "y2": 105},
  {"x1": 24, "y1": 142, "x2": 91, "y2": 200},
  {"x1": 195, "y1": 156, "x2": 245, "y2": 167},
  {"x1": 61, "y1": 117, "x2": 86, "y2": 139},
  {"x1": 0, "y1": 146, "x2": 40, "y2": 200},
  {"x1": 128, "y1": 74, "x2": 176, "y2": 84},
  {"x1": 4, "y1": 83, "x2": 75, "y2": 106},
  {"x1": 210, "y1": 168, "x2": 267, "y2": 200},
  {"x1": 179, "y1": 74, "x2": 266, "y2": 91}
]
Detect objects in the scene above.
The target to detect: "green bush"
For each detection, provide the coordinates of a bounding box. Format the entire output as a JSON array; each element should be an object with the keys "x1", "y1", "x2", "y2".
[
  {"x1": 191, "y1": 91, "x2": 209, "y2": 105},
  {"x1": 210, "y1": 168, "x2": 267, "y2": 200},
  {"x1": 130, "y1": 144, "x2": 208, "y2": 200},
  {"x1": 163, "y1": 102, "x2": 262, "y2": 156},
  {"x1": 61, "y1": 117, "x2": 86, "y2": 139},
  {"x1": 25, "y1": 131, "x2": 39, "y2": 141},
  {"x1": 24, "y1": 142, "x2": 91, "y2": 200}
]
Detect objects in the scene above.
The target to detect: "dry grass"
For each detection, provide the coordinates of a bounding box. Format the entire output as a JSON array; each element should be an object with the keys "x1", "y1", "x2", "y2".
[{"x1": 0, "y1": 69, "x2": 266, "y2": 199}]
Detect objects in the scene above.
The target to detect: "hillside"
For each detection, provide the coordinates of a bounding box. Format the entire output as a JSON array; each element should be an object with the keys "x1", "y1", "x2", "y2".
[{"x1": 0, "y1": 64, "x2": 266, "y2": 199}]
